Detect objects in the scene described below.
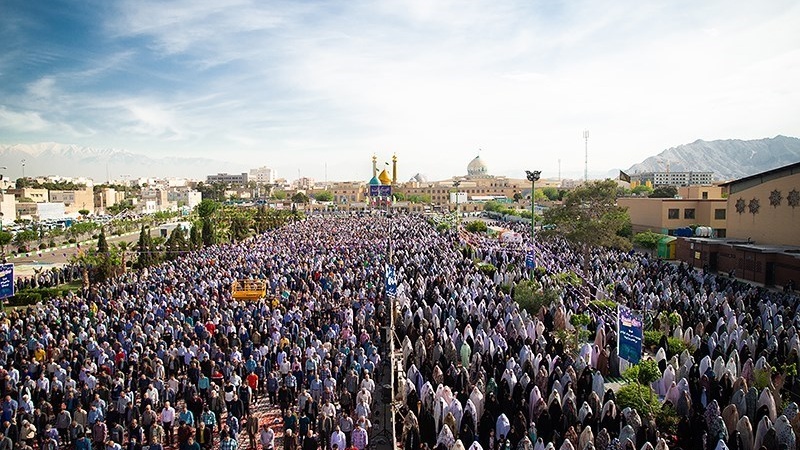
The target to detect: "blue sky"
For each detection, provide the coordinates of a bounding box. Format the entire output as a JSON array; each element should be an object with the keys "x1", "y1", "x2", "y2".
[{"x1": 1, "y1": 0, "x2": 799, "y2": 181}]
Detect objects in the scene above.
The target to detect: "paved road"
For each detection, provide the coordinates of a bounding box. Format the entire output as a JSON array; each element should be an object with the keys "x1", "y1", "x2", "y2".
[{"x1": 9, "y1": 229, "x2": 157, "y2": 278}]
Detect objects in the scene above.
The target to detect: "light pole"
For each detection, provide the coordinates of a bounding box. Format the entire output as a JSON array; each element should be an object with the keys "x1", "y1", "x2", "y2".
[
  {"x1": 453, "y1": 180, "x2": 461, "y2": 226},
  {"x1": 21, "y1": 159, "x2": 26, "y2": 179},
  {"x1": 526, "y1": 170, "x2": 541, "y2": 280}
]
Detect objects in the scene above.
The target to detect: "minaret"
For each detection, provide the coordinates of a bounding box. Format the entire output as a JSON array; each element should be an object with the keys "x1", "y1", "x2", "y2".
[
  {"x1": 372, "y1": 154, "x2": 378, "y2": 179},
  {"x1": 392, "y1": 154, "x2": 397, "y2": 184}
]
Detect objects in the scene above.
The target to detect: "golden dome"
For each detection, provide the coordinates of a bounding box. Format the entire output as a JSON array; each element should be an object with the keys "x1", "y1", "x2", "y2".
[{"x1": 378, "y1": 169, "x2": 392, "y2": 185}]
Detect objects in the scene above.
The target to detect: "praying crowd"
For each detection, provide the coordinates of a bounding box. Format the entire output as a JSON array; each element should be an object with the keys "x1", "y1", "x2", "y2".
[{"x1": 0, "y1": 213, "x2": 799, "y2": 450}]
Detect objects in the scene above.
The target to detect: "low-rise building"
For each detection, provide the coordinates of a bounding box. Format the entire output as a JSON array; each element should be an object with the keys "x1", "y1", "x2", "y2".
[
  {"x1": 49, "y1": 187, "x2": 94, "y2": 214},
  {"x1": 7, "y1": 188, "x2": 49, "y2": 203},
  {"x1": 631, "y1": 171, "x2": 714, "y2": 187},
  {"x1": 167, "y1": 189, "x2": 202, "y2": 209},
  {"x1": 673, "y1": 162, "x2": 800, "y2": 287},
  {"x1": 16, "y1": 202, "x2": 65, "y2": 221},
  {"x1": 0, "y1": 194, "x2": 16, "y2": 226},
  {"x1": 207, "y1": 172, "x2": 248, "y2": 185},
  {"x1": 618, "y1": 196, "x2": 727, "y2": 236},
  {"x1": 94, "y1": 187, "x2": 125, "y2": 213}
]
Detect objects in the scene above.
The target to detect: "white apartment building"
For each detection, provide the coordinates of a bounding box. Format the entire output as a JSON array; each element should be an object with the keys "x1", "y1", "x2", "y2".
[{"x1": 249, "y1": 166, "x2": 275, "y2": 184}]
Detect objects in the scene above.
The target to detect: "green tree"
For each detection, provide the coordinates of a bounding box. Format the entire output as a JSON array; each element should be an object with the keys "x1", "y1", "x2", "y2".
[
  {"x1": 202, "y1": 218, "x2": 215, "y2": 246},
  {"x1": 97, "y1": 228, "x2": 109, "y2": 253},
  {"x1": 313, "y1": 191, "x2": 334, "y2": 202},
  {"x1": 407, "y1": 194, "x2": 431, "y2": 204},
  {"x1": 543, "y1": 180, "x2": 632, "y2": 272},
  {"x1": 513, "y1": 192, "x2": 523, "y2": 202},
  {"x1": 136, "y1": 225, "x2": 156, "y2": 269},
  {"x1": 272, "y1": 190, "x2": 287, "y2": 200},
  {"x1": 230, "y1": 216, "x2": 252, "y2": 242},
  {"x1": 13, "y1": 229, "x2": 37, "y2": 251},
  {"x1": 650, "y1": 185, "x2": 678, "y2": 198},
  {"x1": 465, "y1": 221, "x2": 488, "y2": 233},
  {"x1": 78, "y1": 209, "x2": 90, "y2": 217},
  {"x1": 632, "y1": 185, "x2": 654, "y2": 196},
  {"x1": 292, "y1": 192, "x2": 309, "y2": 204},
  {"x1": 0, "y1": 231, "x2": 13, "y2": 255},
  {"x1": 94, "y1": 228, "x2": 116, "y2": 282},
  {"x1": 165, "y1": 226, "x2": 189, "y2": 260},
  {"x1": 541, "y1": 187, "x2": 559, "y2": 201},
  {"x1": 190, "y1": 223, "x2": 202, "y2": 249},
  {"x1": 197, "y1": 199, "x2": 221, "y2": 218},
  {"x1": 633, "y1": 231, "x2": 664, "y2": 250}
]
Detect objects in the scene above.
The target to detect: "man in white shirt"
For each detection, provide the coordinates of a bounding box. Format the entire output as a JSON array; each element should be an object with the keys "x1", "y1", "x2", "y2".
[
  {"x1": 329, "y1": 425, "x2": 346, "y2": 450},
  {"x1": 160, "y1": 401, "x2": 176, "y2": 445}
]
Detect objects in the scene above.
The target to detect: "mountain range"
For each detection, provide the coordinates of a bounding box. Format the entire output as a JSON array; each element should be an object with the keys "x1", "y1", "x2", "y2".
[
  {"x1": 2, "y1": 136, "x2": 799, "y2": 183},
  {"x1": 0, "y1": 142, "x2": 247, "y2": 181},
  {"x1": 625, "y1": 135, "x2": 800, "y2": 181}
]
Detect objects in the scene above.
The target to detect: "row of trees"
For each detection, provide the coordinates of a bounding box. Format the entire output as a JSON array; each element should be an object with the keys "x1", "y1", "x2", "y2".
[{"x1": 73, "y1": 201, "x2": 303, "y2": 284}]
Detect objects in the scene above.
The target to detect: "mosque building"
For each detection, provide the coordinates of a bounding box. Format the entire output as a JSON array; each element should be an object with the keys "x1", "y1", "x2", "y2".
[{"x1": 308, "y1": 152, "x2": 556, "y2": 213}]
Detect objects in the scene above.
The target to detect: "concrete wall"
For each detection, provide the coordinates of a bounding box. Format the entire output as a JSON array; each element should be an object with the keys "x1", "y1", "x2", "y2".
[
  {"x1": 619, "y1": 198, "x2": 727, "y2": 234},
  {"x1": 725, "y1": 172, "x2": 800, "y2": 246},
  {"x1": 676, "y1": 238, "x2": 800, "y2": 287}
]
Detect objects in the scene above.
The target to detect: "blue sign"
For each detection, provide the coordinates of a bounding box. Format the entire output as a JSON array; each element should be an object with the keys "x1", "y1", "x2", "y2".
[
  {"x1": 0, "y1": 264, "x2": 14, "y2": 300},
  {"x1": 385, "y1": 264, "x2": 397, "y2": 297},
  {"x1": 369, "y1": 185, "x2": 392, "y2": 197},
  {"x1": 618, "y1": 305, "x2": 643, "y2": 364},
  {"x1": 525, "y1": 251, "x2": 536, "y2": 269}
]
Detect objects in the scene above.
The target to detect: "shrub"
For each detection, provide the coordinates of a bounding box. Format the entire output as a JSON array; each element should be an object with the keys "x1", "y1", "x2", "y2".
[
  {"x1": 616, "y1": 382, "x2": 660, "y2": 417},
  {"x1": 570, "y1": 313, "x2": 591, "y2": 327},
  {"x1": 667, "y1": 312, "x2": 682, "y2": 328},
  {"x1": 623, "y1": 359, "x2": 661, "y2": 385},
  {"x1": 644, "y1": 331, "x2": 664, "y2": 349},
  {"x1": 656, "y1": 404, "x2": 680, "y2": 436},
  {"x1": 38, "y1": 243, "x2": 48, "y2": 250},
  {"x1": 68, "y1": 238, "x2": 76, "y2": 244},
  {"x1": 8, "y1": 291, "x2": 42, "y2": 306},
  {"x1": 514, "y1": 279, "x2": 541, "y2": 314},
  {"x1": 477, "y1": 262, "x2": 496, "y2": 276},
  {"x1": 465, "y1": 221, "x2": 488, "y2": 233},
  {"x1": 49, "y1": 240, "x2": 56, "y2": 248},
  {"x1": 591, "y1": 299, "x2": 617, "y2": 310},
  {"x1": 754, "y1": 367, "x2": 773, "y2": 390},
  {"x1": 436, "y1": 223, "x2": 450, "y2": 233},
  {"x1": 666, "y1": 337, "x2": 688, "y2": 357}
]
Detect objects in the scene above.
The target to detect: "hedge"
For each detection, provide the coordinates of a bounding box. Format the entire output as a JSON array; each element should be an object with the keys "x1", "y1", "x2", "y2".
[{"x1": 6, "y1": 288, "x2": 71, "y2": 307}]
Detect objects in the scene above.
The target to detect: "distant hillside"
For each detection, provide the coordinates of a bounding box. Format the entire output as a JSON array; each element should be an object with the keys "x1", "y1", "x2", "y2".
[
  {"x1": 0, "y1": 143, "x2": 247, "y2": 180},
  {"x1": 626, "y1": 135, "x2": 800, "y2": 181}
]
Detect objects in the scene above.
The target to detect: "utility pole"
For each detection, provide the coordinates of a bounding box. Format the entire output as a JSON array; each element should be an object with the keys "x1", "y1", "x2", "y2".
[
  {"x1": 583, "y1": 130, "x2": 589, "y2": 183},
  {"x1": 525, "y1": 170, "x2": 541, "y2": 281}
]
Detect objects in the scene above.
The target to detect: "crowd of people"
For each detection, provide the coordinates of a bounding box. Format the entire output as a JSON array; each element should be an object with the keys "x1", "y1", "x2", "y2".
[{"x1": 1, "y1": 213, "x2": 799, "y2": 450}]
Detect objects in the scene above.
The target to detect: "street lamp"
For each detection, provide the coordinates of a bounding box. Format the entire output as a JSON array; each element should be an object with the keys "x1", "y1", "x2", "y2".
[
  {"x1": 21, "y1": 160, "x2": 26, "y2": 179},
  {"x1": 453, "y1": 180, "x2": 461, "y2": 226},
  {"x1": 525, "y1": 170, "x2": 541, "y2": 280}
]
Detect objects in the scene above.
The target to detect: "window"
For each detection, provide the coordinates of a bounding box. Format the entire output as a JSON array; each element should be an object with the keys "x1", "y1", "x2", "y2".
[
  {"x1": 714, "y1": 209, "x2": 726, "y2": 220},
  {"x1": 684, "y1": 208, "x2": 696, "y2": 219},
  {"x1": 702, "y1": 192, "x2": 708, "y2": 199},
  {"x1": 668, "y1": 209, "x2": 679, "y2": 219}
]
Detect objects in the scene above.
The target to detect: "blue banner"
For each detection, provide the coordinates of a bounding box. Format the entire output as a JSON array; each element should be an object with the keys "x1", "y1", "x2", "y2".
[
  {"x1": 618, "y1": 305, "x2": 643, "y2": 364},
  {"x1": 0, "y1": 264, "x2": 14, "y2": 300},
  {"x1": 525, "y1": 251, "x2": 536, "y2": 269},
  {"x1": 385, "y1": 264, "x2": 397, "y2": 297},
  {"x1": 369, "y1": 185, "x2": 392, "y2": 197}
]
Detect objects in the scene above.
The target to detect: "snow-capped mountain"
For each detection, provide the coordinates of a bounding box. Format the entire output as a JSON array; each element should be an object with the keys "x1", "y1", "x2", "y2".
[
  {"x1": 0, "y1": 143, "x2": 247, "y2": 180},
  {"x1": 626, "y1": 135, "x2": 800, "y2": 181}
]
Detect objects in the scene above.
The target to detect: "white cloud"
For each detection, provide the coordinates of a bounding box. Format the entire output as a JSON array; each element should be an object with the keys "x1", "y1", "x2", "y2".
[{"x1": 2, "y1": 0, "x2": 800, "y2": 180}]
